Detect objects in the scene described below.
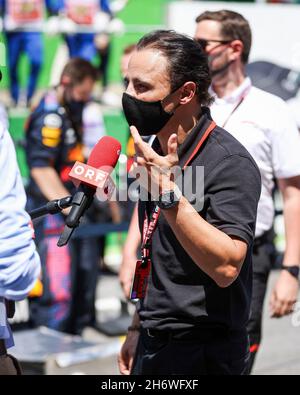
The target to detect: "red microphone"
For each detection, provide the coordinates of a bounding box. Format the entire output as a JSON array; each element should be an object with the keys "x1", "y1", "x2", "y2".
[
  {"x1": 87, "y1": 135, "x2": 121, "y2": 169},
  {"x1": 69, "y1": 136, "x2": 121, "y2": 199},
  {"x1": 57, "y1": 136, "x2": 121, "y2": 247}
]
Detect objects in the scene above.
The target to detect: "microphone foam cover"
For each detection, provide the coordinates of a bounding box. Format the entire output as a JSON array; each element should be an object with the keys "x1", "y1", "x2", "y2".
[{"x1": 87, "y1": 136, "x2": 121, "y2": 170}]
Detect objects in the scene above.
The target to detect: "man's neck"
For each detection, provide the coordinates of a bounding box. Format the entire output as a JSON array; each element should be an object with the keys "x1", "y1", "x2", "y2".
[
  {"x1": 157, "y1": 104, "x2": 202, "y2": 155},
  {"x1": 212, "y1": 66, "x2": 246, "y2": 99}
]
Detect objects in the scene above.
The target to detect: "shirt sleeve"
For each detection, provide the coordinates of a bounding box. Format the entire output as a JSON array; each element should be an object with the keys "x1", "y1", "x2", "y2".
[
  {"x1": 0, "y1": 105, "x2": 8, "y2": 131},
  {"x1": 26, "y1": 111, "x2": 63, "y2": 169},
  {"x1": 0, "y1": 127, "x2": 41, "y2": 301},
  {"x1": 204, "y1": 154, "x2": 262, "y2": 246},
  {"x1": 270, "y1": 98, "x2": 300, "y2": 179}
]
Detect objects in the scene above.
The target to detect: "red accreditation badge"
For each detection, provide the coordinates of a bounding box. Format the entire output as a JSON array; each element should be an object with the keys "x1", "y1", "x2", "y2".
[{"x1": 130, "y1": 259, "x2": 151, "y2": 301}]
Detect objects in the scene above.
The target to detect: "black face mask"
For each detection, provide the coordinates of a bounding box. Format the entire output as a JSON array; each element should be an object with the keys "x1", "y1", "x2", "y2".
[
  {"x1": 122, "y1": 90, "x2": 179, "y2": 136},
  {"x1": 64, "y1": 99, "x2": 85, "y2": 133},
  {"x1": 208, "y1": 50, "x2": 234, "y2": 78},
  {"x1": 66, "y1": 100, "x2": 85, "y2": 120}
]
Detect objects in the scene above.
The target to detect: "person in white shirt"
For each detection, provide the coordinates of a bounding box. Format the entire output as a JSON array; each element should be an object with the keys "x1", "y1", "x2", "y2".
[
  {"x1": 194, "y1": 9, "x2": 300, "y2": 373},
  {"x1": 0, "y1": 102, "x2": 8, "y2": 131},
  {"x1": 0, "y1": 124, "x2": 41, "y2": 375},
  {"x1": 287, "y1": 94, "x2": 300, "y2": 131}
]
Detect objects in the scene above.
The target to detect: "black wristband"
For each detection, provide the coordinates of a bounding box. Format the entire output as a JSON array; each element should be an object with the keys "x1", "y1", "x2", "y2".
[{"x1": 282, "y1": 265, "x2": 300, "y2": 280}]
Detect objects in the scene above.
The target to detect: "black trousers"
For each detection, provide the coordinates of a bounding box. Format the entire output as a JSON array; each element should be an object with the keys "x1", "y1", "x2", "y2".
[
  {"x1": 131, "y1": 328, "x2": 250, "y2": 375},
  {"x1": 246, "y1": 235, "x2": 273, "y2": 374}
]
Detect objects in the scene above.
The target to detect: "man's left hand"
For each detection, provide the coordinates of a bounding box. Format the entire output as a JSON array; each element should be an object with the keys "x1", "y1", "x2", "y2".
[
  {"x1": 130, "y1": 126, "x2": 179, "y2": 197},
  {"x1": 270, "y1": 270, "x2": 299, "y2": 318}
]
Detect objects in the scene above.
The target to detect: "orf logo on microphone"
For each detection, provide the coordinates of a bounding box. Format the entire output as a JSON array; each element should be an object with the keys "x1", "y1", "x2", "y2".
[{"x1": 69, "y1": 162, "x2": 115, "y2": 200}]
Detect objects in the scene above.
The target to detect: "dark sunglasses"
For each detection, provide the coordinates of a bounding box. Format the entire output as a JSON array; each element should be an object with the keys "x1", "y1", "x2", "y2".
[{"x1": 195, "y1": 39, "x2": 232, "y2": 51}]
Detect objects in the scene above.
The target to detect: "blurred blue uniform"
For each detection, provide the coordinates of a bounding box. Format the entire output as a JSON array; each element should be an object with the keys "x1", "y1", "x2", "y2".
[
  {"x1": 0, "y1": 0, "x2": 60, "y2": 104},
  {"x1": 25, "y1": 90, "x2": 99, "y2": 334},
  {"x1": 59, "y1": 0, "x2": 112, "y2": 61}
]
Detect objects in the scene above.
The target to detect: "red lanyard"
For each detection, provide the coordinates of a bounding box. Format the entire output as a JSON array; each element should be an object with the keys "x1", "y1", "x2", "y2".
[
  {"x1": 142, "y1": 206, "x2": 161, "y2": 259},
  {"x1": 222, "y1": 87, "x2": 251, "y2": 129},
  {"x1": 141, "y1": 120, "x2": 216, "y2": 260}
]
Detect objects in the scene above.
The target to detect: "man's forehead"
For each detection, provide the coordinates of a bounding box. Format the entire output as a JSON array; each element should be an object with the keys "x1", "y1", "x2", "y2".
[
  {"x1": 127, "y1": 48, "x2": 169, "y2": 81},
  {"x1": 194, "y1": 20, "x2": 223, "y2": 39}
]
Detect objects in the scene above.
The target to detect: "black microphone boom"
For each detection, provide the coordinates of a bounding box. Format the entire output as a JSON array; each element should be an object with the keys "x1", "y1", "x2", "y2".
[{"x1": 29, "y1": 196, "x2": 73, "y2": 220}]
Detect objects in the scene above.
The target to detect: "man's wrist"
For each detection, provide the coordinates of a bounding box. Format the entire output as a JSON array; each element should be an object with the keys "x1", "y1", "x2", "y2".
[
  {"x1": 281, "y1": 265, "x2": 300, "y2": 280},
  {"x1": 160, "y1": 179, "x2": 176, "y2": 195},
  {"x1": 281, "y1": 263, "x2": 300, "y2": 267},
  {"x1": 158, "y1": 184, "x2": 182, "y2": 210}
]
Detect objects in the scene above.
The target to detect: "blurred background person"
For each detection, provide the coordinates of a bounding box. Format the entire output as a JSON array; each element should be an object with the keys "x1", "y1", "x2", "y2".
[
  {"x1": 0, "y1": 114, "x2": 41, "y2": 375},
  {"x1": 51, "y1": 0, "x2": 128, "y2": 105},
  {"x1": 194, "y1": 9, "x2": 300, "y2": 373},
  {"x1": 58, "y1": 0, "x2": 112, "y2": 62},
  {"x1": 95, "y1": 0, "x2": 128, "y2": 105},
  {"x1": 0, "y1": 0, "x2": 60, "y2": 107},
  {"x1": 25, "y1": 58, "x2": 102, "y2": 335}
]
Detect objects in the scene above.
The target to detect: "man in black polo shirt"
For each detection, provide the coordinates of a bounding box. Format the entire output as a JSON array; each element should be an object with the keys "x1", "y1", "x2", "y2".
[{"x1": 118, "y1": 30, "x2": 261, "y2": 376}]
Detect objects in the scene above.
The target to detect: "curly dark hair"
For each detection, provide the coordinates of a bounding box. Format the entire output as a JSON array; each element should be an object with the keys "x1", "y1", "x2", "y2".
[{"x1": 136, "y1": 30, "x2": 213, "y2": 106}]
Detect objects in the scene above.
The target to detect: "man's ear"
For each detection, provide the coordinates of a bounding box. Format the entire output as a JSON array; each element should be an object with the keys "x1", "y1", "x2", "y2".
[
  {"x1": 230, "y1": 40, "x2": 244, "y2": 62},
  {"x1": 180, "y1": 81, "x2": 197, "y2": 104}
]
